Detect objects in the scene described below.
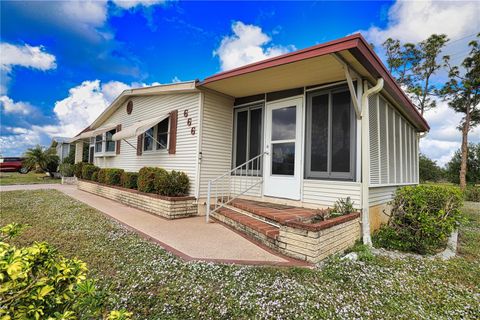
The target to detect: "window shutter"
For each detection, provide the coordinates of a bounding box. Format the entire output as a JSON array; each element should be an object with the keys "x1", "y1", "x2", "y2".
[
  {"x1": 116, "y1": 124, "x2": 122, "y2": 155},
  {"x1": 168, "y1": 110, "x2": 178, "y2": 155},
  {"x1": 137, "y1": 134, "x2": 143, "y2": 156}
]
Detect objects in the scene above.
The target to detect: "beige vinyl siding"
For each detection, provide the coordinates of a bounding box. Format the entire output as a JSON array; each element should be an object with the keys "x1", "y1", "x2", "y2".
[
  {"x1": 198, "y1": 91, "x2": 235, "y2": 197},
  {"x1": 303, "y1": 180, "x2": 362, "y2": 208},
  {"x1": 369, "y1": 94, "x2": 419, "y2": 186},
  {"x1": 93, "y1": 92, "x2": 200, "y2": 196},
  {"x1": 369, "y1": 186, "x2": 397, "y2": 206}
]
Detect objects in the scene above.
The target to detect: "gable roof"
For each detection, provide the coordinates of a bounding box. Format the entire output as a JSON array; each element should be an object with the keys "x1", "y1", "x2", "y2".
[{"x1": 200, "y1": 33, "x2": 429, "y2": 132}]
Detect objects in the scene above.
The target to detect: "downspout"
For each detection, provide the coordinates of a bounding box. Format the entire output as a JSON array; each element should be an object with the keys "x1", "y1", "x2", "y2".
[{"x1": 360, "y1": 78, "x2": 384, "y2": 246}]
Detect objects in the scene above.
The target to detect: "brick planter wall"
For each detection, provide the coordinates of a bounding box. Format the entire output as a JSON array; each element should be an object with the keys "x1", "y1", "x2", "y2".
[
  {"x1": 277, "y1": 213, "x2": 361, "y2": 263},
  {"x1": 78, "y1": 180, "x2": 197, "y2": 219}
]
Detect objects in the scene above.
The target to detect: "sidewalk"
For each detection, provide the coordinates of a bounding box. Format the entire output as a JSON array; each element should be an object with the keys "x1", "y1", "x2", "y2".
[{"x1": 1, "y1": 184, "x2": 305, "y2": 266}]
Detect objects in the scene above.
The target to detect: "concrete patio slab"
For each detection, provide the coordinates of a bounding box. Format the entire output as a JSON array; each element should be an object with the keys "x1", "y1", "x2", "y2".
[{"x1": 1, "y1": 184, "x2": 306, "y2": 266}]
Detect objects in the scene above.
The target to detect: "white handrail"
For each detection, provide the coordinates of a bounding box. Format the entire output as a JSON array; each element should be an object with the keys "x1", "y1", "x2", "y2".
[{"x1": 206, "y1": 151, "x2": 267, "y2": 223}]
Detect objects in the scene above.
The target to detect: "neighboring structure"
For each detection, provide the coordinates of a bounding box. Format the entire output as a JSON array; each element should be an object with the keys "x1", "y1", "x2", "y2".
[
  {"x1": 53, "y1": 137, "x2": 73, "y2": 163},
  {"x1": 70, "y1": 34, "x2": 428, "y2": 250}
]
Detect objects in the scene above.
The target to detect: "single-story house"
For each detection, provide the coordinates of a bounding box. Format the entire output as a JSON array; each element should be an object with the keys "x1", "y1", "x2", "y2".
[
  {"x1": 53, "y1": 137, "x2": 73, "y2": 163},
  {"x1": 70, "y1": 34, "x2": 428, "y2": 261}
]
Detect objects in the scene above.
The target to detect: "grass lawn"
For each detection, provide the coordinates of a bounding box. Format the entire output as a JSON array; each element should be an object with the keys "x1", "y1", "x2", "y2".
[
  {"x1": 1, "y1": 190, "x2": 479, "y2": 319},
  {"x1": 0, "y1": 171, "x2": 60, "y2": 185}
]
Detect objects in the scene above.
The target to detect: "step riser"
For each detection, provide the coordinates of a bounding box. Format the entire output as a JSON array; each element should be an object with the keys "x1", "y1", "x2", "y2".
[{"x1": 211, "y1": 212, "x2": 278, "y2": 249}]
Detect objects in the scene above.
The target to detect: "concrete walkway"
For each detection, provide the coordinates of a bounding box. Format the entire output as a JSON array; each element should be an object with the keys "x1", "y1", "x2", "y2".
[{"x1": 0, "y1": 184, "x2": 301, "y2": 266}]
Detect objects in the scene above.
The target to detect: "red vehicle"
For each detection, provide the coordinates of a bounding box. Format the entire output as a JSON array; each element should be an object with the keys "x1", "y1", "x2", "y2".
[{"x1": 0, "y1": 157, "x2": 29, "y2": 173}]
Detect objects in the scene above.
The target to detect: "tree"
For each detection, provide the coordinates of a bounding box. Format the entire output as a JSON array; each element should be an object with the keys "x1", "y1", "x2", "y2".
[
  {"x1": 441, "y1": 34, "x2": 480, "y2": 189},
  {"x1": 446, "y1": 143, "x2": 480, "y2": 185},
  {"x1": 419, "y1": 153, "x2": 444, "y2": 182},
  {"x1": 23, "y1": 144, "x2": 59, "y2": 174},
  {"x1": 383, "y1": 34, "x2": 449, "y2": 115}
]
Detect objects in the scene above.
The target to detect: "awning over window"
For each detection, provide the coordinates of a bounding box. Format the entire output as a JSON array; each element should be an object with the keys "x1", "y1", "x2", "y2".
[
  {"x1": 112, "y1": 114, "x2": 169, "y2": 141},
  {"x1": 69, "y1": 124, "x2": 118, "y2": 142},
  {"x1": 91, "y1": 124, "x2": 118, "y2": 136}
]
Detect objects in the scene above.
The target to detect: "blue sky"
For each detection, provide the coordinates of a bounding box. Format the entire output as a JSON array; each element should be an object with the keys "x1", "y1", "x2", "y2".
[{"x1": 1, "y1": 0, "x2": 479, "y2": 165}]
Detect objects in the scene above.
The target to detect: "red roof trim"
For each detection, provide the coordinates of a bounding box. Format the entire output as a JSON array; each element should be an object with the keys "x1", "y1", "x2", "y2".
[
  {"x1": 202, "y1": 34, "x2": 360, "y2": 84},
  {"x1": 201, "y1": 33, "x2": 429, "y2": 131}
]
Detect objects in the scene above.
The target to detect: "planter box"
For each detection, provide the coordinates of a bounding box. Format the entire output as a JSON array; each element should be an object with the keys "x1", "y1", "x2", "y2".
[
  {"x1": 277, "y1": 212, "x2": 361, "y2": 263},
  {"x1": 78, "y1": 180, "x2": 197, "y2": 219}
]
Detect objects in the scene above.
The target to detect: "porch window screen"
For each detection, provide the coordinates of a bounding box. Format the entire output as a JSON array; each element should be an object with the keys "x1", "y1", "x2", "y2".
[
  {"x1": 233, "y1": 104, "x2": 263, "y2": 171},
  {"x1": 306, "y1": 86, "x2": 355, "y2": 180}
]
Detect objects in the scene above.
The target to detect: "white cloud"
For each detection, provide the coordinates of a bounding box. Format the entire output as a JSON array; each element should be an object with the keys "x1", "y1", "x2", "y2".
[
  {"x1": 0, "y1": 96, "x2": 34, "y2": 115},
  {"x1": 101, "y1": 80, "x2": 131, "y2": 103},
  {"x1": 52, "y1": 80, "x2": 111, "y2": 137},
  {"x1": 358, "y1": 0, "x2": 480, "y2": 166},
  {"x1": 111, "y1": 0, "x2": 165, "y2": 9},
  {"x1": 171, "y1": 76, "x2": 181, "y2": 83},
  {"x1": 214, "y1": 21, "x2": 295, "y2": 71},
  {"x1": 420, "y1": 99, "x2": 480, "y2": 166},
  {"x1": 1, "y1": 43, "x2": 57, "y2": 71},
  {"x1": 0, "y1": 42, "x2": 57, "y2": 94},
  {"x1": 361, "y1": 0, "x2": 479, "y2": 46}
]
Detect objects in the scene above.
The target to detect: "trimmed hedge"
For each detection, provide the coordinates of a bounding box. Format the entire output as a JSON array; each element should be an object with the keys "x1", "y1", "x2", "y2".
[
  {"x1": 82, "y1": 165, "x2": 190, "y2": 197},
  {"x1": 373, "y1": 185, "x2": 464, "y2": 254},
  {"x1": 81, "y1": 164, "x2": 100, "y2": 181},
  {"x1": 137, "y1": 167, "x2": 167, "y2": 193},
  {"x1": 156, "y1": 170, "x2": 189, "y2": 196},
  {"x1": 73, "y1": 162, "x2": 85, "y2": 178},
  {"x1": 97, "y1": 169, "x2": 107, "y2": 184},
  {"x1": 59, "y1": 163, "x2": 74, "y2": 177},
  {"x1": 121, "y1": 172, "x2": 138, "y2": 189},
  {"x1": 105, "y1": 168, "x2": 124, "y2": 186}
]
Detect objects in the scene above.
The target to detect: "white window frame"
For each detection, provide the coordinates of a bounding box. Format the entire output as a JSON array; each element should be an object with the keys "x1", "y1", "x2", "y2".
[
  {"x1": 305, "y1": 86, "x2": 356, "y2": 181},
  {"x1": 143, "y1": 117, "x2": 170, "y2": 153},
  {"x1": 94, "y1": 129, "x2": 116, "y2": 155}
]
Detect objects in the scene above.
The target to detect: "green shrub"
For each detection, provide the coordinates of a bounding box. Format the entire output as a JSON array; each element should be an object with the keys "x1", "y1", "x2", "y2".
[
  {"x1": 137, "y1": 167, "x2": 167, "y2": 193},
  {"x1": 74, "y1": 162, "x2": 85, "y2": 178},
  {"x1": 59, "y1": 163, "x2": 75, "y2": 177},
  {"x1": 121, "y1": 172, "x2": 138, "y2": 189},
  {"x1": 464, "y1": 185, "x2": 480, "y2": 202},
  {"x1": 81, "y1": 164, "x2": 100, "y2": 181},
  {"x1": 156, "y1": 170, "x2": 190, "y2": 196},
  {"x1": 105, "y1": 168, "x2": 125, "y2": 186},
  {"x1": 91, "y1": 171, "x2": 98, "y2": 182},
  {"x1": 0, "y1": 223, "x2": 132, "y2": 319},
  {"x1": 373, "y1": 185, "x2": 464, "y2": 254},
  {"x1": 97, "y1": 168, "x2": 107, "y2": 184}
]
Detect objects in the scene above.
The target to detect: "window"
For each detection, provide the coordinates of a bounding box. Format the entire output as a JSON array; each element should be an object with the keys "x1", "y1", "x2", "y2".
[
  {"x1": 143, "y1": 117, "x2": 170, "y2": 152},
  {"x1": 156, "y1": 118, "x2": 169, "y2": 150},
  {"x1": 95, "y1": 135, "x2": 102, "y2": 153},
  {"x1": 233, "y1": 104, "x2": 263, "y2": 171},
  {"x1": 105, "y1": 129, "x2": 116, "y2": 152},
  {"x1": 143, "y1": 127, "x2": 154, "y2": 151},
  {"x1": 306, "y1": 86, "x2": 355, "y2": 180}
]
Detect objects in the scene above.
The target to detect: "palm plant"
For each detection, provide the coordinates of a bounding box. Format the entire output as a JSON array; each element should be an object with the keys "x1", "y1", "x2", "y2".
[{"x1": 23, "y1": 145, "x2": 59, "y2": 174}]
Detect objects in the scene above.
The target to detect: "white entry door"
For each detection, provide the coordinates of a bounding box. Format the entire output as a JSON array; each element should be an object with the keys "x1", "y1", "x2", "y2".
[{"x1": 263, "y1": 97, "x2": 303, "y2": 200}]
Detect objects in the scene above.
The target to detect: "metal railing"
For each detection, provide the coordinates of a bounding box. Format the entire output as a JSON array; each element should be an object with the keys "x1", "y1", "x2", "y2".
[{"x1": 206, "y1": 151, "x2": 267, "y2": 223}]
